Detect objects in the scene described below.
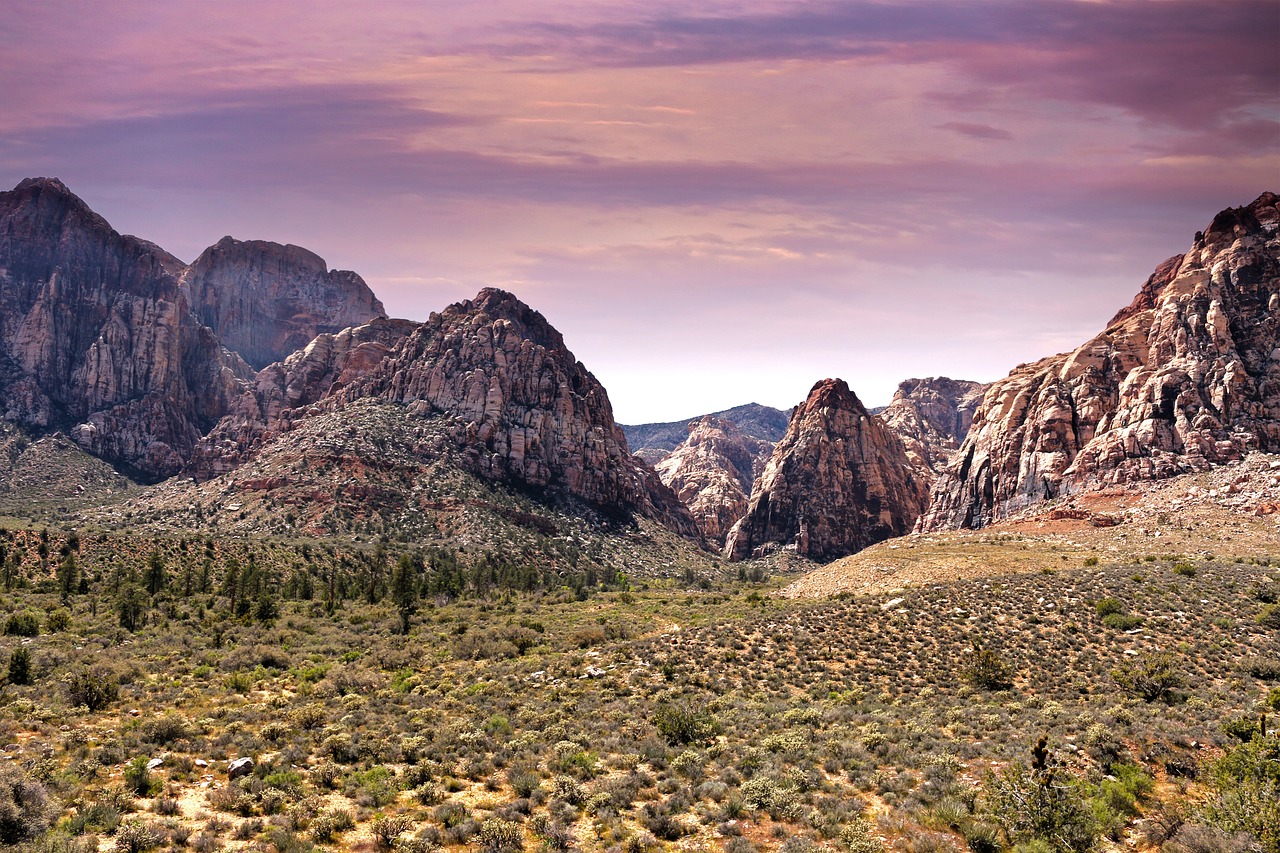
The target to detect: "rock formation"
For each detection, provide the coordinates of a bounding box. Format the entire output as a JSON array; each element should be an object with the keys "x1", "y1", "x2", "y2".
[
  {"x1": 654, "y1": 416, "x2": 773, "y2": 545},
  {"x1": 187, "y1": 316, "x2": 418, "y2": 478},
  {"x1": 185, "y1": 236, "x2": 385, "y2": 369},
  {"x1": 0, "y1": 178, "x2": 251, "y2": 480},
  {"x1": 921, "y1": 192, "x2": 1280, "y2": 530},
  {"x1": 190, "y1": 288, "x2": 701, "y2": 539},
  {"x1": 725, "y1": 378, "x2": 930, "y2": 561},
  {"x1": 876, "y1": 377, "x2": 986, "y2": 474},
  {"x1": 327, "y1": 288, "x2": 700, "y2": 536}
]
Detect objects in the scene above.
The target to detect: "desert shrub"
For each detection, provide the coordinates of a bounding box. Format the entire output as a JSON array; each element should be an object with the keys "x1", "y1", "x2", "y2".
[
  {"x1": 114, "y1": 820, "x2": 162, "y2": 853},
  {"x1": 507, "y1": 766, "x2": 540, "y2": 799},
  {"x1": 654, "y1": 701, "x2": 721, "y2": 745},
  {"x1": 982, "y1": 738, "x2": 1099, "y2": 853},
  {"x1": 124, "y1": 758, "x2": 160, "y2": 797},
  {"x1": 4, "y1": 610, "x2": 40, "y2": 637},
  {"x1": 66, "y1": 666, "x2": 120, "y2": 711},
  {"x1": 1199, "y1": 732, "x2": 1280, "y2": 849},
  {"x1": 1102, "y1": 613, "x2": 1145, "y2": 631},
  {"x1": 1257, "y1": 604, "x2": 1280, "y2": 630},
  {"x1": 740, "y1": 776, "x2": 802, "y2": 821},
  {"x1": 840, "y1": 818, "x2": 884, "y2": 853},
  {"x1": 1111, "y1": 651, "x2": 1184, "y2": 702},
  {"x1": 1240, "y1": 655, "x2": 1280, "y2": 681},
  {"x1": 963, "y1": 647, "x2": 1014, "y2": 691},
  {"x1": 477, "y1": 817, "x2": 523, "y2": 853},
  {"x1": 370, "y1": 815, "x2": 412, "y2": 852},
  {"x1": 1095, "y1": 598, "x2": 1123, "y2": 617},
  {"x1": 638, "y1": 802, "x2": 689, "y2": 840},
  {"x1": 0, "y1": 766, "x2": 50, "y2": 843}
]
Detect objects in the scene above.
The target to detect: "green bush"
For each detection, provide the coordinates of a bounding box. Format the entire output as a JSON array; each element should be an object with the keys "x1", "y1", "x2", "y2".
[
  {"x1": 1111, "y1": 651, "x2": 1184, "y2": 702},
  {"x1": 123, "y1": 757, "x2": 159, "y2": 797},
  {"x1": 963, "y1": 647, "x2": 1015, "y2": 690},
  {"x1": 6, "y1": 647, "x2": 31, "y2": 686},
  {"x1": 1095, "y1": 598, "x2": 1123, "y2": 618},
  {"x1": 654, "y1": 702, "x2": 721, "y2": 746},
  {"x1": 1258, "y1": 604, "x2": 1280, "y2": 630},
  {"x1": 65, "y1": 666, "x2": 120, "y2": 711},
  {"x1": 1200, "y1": 733, "x2": 1280, "y2": 849},
  {"x1": 984, "y1": 738, "x2": 1100, "y2": 853},
  {"x1": 1101, "y1": 613, "x2": 1144, "y2": 631},
  {"x1": 4, "y1": 611, "x2": 39, "y2": 637}
]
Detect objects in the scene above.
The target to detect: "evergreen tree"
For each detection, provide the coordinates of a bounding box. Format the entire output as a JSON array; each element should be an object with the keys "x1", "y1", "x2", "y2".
[{"x1": 391, "y1": 554, "x2": 419, "y2": 634}]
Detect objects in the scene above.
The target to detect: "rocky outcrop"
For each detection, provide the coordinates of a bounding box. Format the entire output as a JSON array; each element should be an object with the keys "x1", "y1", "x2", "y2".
[
  {"x1": 0, "y1": 178, "x2": 251, "y2": 480},
  {"x1": 725, "y1": 378, "x2": 931, "y2": 561},
  {"x1": 654, "y1": 416, "x2": 773, "y2": 545},
  {"x1": 188, "y1": 316, "x2": 418, "y2": 478},
  {"x1": 327, "y1": 289, "x2": 700, "y2": 536},
  {"x1": 921, "y1": 192, "x2": 1280, "y2": 530},
  {"x1": 185, "y1": 237, "x2": 385, "y2": 369},
  {"x1": 877, "y1": 377, "x2": 986, "y2": 474},
  {"x1": 191, "y1": 288, "x2": 702, "y2": 539}
]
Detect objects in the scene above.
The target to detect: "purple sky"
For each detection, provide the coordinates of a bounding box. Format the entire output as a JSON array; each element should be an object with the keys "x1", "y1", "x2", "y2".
[{"x1": 2, "y1": 1, "x2": 1277, "y2": 422}]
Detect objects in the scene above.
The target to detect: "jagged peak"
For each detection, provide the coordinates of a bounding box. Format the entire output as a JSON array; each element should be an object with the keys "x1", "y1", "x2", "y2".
[
  {"x1": 801, "y1": 378, "x2": 867, "y2": 415},
  {"x1": 14, "y1": 177, "x2": 74, "y2": 195},
  {"x1": 444, "y1": 288, "x2": 568, "y2": 353}
]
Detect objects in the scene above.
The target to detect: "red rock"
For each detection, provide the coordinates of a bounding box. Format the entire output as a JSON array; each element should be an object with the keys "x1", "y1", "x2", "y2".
[
  {"x1": 922, "y1": 192, "x2": 1280, "y2": 530},
  {"x1": 725, "y1": 378, "x2": 930, "y2": 562}
]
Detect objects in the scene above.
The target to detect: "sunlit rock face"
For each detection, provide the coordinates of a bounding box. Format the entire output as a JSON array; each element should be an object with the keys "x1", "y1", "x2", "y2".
[
  {"x1": 921, "y1": 192, "x2": 1280, "y2": 531},
  {"x1": 655, "y1": 416, "x2": 774, "y2": 546}
]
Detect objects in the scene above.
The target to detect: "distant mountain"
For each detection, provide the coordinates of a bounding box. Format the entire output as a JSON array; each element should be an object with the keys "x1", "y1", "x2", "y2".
[
  {"x1": 653, "y1": 416, "x2": 774, "y2": 546},
  {"x1": 922, "y1": 192, "x2": 1280, "y2": 530},
  {"x1": 875, "y1": 377, "x2": 986, "y2": 475},
  {"x1": 622, "y1": 402, "x2": 791, "y2": 462},
  {"x1": 186, "y1": 236, "x2": 385, "y2": 370}
]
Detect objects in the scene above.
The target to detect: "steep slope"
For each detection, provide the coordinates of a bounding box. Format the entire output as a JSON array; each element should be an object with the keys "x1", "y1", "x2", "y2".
[
  {"x1": 654, "y1": 416, "x2": 773, "y2": 545},
  {"x1": 185, "y1": 236, "x2": 386, "y2": 369},
  {"x1": 921, "y1": 192, "x2": 1280, "y2": 530},
  {"x1": 622, "y1": 403, "x2": 790, "y2": 464},
  {"x1": 876, "y1": 377, "x2": 986, "y2": 474},
  {"x1": 724, "y1": 378, "x2": 930, "y2": 562},
  {"x1": 173, "y1": 288, "x2": 701, "y2": 541},
  {"x1": 0, "y1": 178, "x2": 251, "y2": 480}
]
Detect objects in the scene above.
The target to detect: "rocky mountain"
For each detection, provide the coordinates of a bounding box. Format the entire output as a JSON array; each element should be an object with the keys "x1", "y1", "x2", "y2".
[
  {"x1": 653, "y1": 416, "x2": 774, "y2": 545},
  {"x1": 0, "y1": 177, "x2": 251, "y2": 480},
  {"x1": 876, "y1": 377, "x2": 986, "y2": 474},
  {"x1": 921, "y1": 192, "x2": 1280, "y2": 530},
  {"x1": 724, "y1": 378, "x2": 930, "y2": 562},
  {"x1": 180, "y1": 287, "x2": 701, "y2": 540},
  {"x1": 622, "y1": 402, "x2": 790, "y2": 464},
  {"x1": 185, "y1": 236, "x2": 386, "y2": 370}
]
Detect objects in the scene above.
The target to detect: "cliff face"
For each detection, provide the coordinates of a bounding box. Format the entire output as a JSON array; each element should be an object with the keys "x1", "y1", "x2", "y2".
[
  {"x1": 328, "y1": 289, "x2": 700, "y2": 536},
  {"x1": 724, "y1": 378, "x2": 930, "y2": 562},
  {"x1": 877, "y1": 377, "x2": 986, "y2": 474},
  {"x1": 654, "y1": 416, "x2": 773, "y2": 546},
  {"x1": 185, "y1": 237, "x2": 385, "y2": 370},
  {"x1": 0, "y1": 178, "x2": 250, "y2": 480},
  {"x1": 921, "y1": 192, "x2": 1280, "y2": 530},
  {"x1": 187, "y1": 316, "x2": 418, "y2": 478}
]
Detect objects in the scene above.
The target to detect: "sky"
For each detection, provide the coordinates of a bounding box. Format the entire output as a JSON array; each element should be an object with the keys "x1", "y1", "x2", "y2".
[{"x1": 1, "y1": 1, "x2": 1277, "y2": 423}]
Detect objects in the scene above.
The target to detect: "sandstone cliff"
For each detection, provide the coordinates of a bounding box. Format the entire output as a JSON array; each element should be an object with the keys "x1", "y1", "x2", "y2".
[
  {"x1": 622, "y1": 402, "x2": 790, "y2": 461},
  {"x1": 0, "y1": 178, "x2": 251, "y2": 480},
  {"x1": 921, "y1": 192, "x2": 1280, "y2": 530},
  {"x1": 190, "y1": 288, "x2": 701, "y2": 539},
  {"x1": 185, "y1": 236, "x2": 385, "y2": 369},
  {"x1": 724, "y1": 378, "x2": 930, "y2": 561},
  {"x1": 654, "y1": 416, "x2": 773, "y2": 545},
  {"x1": 876, "y1": 377, "x2": 986, "y2": 474},
  {"x1": 328, "y1": 288, "x2": 700, "y2": 536}
]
